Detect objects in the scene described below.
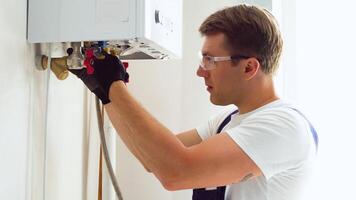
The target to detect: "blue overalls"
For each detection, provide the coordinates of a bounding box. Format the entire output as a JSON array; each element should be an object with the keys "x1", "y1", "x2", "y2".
[{"x1": 192, "y1": 108, "x2": 319, "y2": 200}]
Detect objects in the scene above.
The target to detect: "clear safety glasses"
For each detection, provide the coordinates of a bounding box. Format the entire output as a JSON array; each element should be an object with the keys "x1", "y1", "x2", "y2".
[{"x1": 198, "y1": 51, "x2": 251, "y2": 70}]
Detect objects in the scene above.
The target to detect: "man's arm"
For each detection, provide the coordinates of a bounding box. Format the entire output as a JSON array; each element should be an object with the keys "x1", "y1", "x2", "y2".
[
  {"x1": 105, "y1": 81, "x2": 262, "y2": 190},
  {"x1": 106, "y1": 112, "x2": 201, "y2": 172},
  {"x1": 176, "y1": 129, "x2": 203, "y2": 147},
  {"x1": 105, "y1": 104, "x2": 152, "y2": 172}
]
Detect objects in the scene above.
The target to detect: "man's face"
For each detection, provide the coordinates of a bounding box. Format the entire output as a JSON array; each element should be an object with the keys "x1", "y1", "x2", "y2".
[{"x1": 197, "y1": 33, "x2": 248, "y2": 105}]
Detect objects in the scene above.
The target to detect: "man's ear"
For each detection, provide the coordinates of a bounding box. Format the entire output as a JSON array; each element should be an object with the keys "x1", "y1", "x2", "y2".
[{"x1": 244, "y1": 58, "x2": 260, "y2": 80}]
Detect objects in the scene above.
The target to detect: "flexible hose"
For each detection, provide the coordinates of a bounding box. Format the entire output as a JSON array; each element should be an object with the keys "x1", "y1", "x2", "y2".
[{"x1": 95, "y1": 97, "x2": 124, "y2": 200}]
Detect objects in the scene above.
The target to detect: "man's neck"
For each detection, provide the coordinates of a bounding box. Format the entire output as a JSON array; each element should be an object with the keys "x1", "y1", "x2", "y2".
[
  {"x1": 238, "y1": 95, "x2": 279, "y2": 114},
  {"x1": 236, "y1": 78, "x2": 279, "y2": 114}
]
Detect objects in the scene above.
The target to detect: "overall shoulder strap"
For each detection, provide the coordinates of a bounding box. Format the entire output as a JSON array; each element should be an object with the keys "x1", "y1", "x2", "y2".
[
  {"x1": 217, "y1": 110, "x2": 239, "y2": 134},
  {"x1": 192, "y1": 109, "x2": 239, "y2": 200}
]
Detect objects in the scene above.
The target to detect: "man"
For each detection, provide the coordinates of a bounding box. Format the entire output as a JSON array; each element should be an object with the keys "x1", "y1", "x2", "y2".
[{"x1": 71, "y1": 4, "x2": 317, "y2": 200}]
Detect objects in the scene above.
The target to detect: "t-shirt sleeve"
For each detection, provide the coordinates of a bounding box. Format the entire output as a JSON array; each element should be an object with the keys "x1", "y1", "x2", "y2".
[
  {"x1": 195, "y1": 108, "x2": 237, "y2": 140},
  {"x1": 225, "y1": 109, "x2": 313, "y2": 180}
]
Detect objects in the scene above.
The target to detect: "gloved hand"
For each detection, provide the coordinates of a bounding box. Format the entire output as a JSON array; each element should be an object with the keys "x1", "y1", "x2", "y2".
[
  {"x1": 69, "y1": 67, "x2": 111, "y2": 104},
  {"x1": 69, "y1": 52, "x2": 129, "y2": 104},
  {"x1": 92, "y1": 52, "x2": 129, "y2": 98}
]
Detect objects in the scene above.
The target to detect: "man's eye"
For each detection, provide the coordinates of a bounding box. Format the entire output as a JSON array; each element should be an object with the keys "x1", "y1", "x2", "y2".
[{"x1": 204, "y1": 56, "x2": 212, "y2": 62}]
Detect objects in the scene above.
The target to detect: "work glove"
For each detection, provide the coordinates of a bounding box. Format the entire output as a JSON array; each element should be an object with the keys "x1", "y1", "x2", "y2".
[
  {"x1": 69, "y1": 67, "x2": 111, "y2": 104},
  {"x1": 69, "y1": 52, "x2": 129, "y2": 104},
  {"x1": 93, "y1": 52, "x2": 129, "y2": 98}
]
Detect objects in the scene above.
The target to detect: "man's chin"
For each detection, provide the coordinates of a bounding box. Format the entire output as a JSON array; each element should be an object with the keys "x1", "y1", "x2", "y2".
[{"x1": 210, "y1": 96, "x2": 228, "y2": 106}]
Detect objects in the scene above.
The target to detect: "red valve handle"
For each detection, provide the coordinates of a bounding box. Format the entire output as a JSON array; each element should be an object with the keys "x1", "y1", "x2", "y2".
[
  {"x1": 122, "y1": 61, "x2": 129, "y2": 69},
  {"x1": 83, "y1": 49, "x2": 95, "y2": 75}
]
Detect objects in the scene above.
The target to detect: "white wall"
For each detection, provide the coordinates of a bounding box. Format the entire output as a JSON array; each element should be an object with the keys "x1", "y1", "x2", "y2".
[
  {"x1": 0, "y1": 1, "x2": 30, "y2": 199},
  {"x1": 295, "y1": 0, "x2": 356, "y2": 199}
]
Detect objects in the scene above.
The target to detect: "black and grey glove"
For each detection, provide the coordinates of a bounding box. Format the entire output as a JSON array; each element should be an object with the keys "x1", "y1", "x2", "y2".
[
  {"x1": 69, "y1": 67, "x2": 111, "y2": 104},
  {"x1": 93, "y1": 52, "x2": 129, "y2": 98},
  {"x1": 69, "y1": 52, "x2": 129, "y2": 104}
]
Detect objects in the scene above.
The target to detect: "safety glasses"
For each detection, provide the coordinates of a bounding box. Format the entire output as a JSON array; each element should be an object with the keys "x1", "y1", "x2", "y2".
[{"x1": 198, "y1": 51, "x2": 251, "y2": 70}]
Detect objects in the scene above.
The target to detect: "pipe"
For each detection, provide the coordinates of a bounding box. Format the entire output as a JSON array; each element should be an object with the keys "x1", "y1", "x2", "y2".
[
  {"x1": 67, "y1": 42, "x2": 84, "y2": 70},
  {"x1": 95, "y1": 97, "x2": 124, "y2": 200}
]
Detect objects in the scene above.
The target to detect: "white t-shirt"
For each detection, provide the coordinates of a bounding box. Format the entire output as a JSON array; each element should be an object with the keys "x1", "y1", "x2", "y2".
[{"x1": 196, "y1": 100, "x2": 316, "y2": 200}]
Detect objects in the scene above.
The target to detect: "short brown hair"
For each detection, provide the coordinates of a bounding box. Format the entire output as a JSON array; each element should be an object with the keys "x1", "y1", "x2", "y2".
[{"x1": 199, "y1": 4, "x2": 283, "y2": 75}]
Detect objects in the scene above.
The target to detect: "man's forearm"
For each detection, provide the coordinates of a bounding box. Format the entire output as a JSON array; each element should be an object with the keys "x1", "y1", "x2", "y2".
[
  {"x1": 105, "y1": 81, "x2": 188, "y2": 182},
  {"x1": 105, "y1": 104, "x2": 152, "y2": 172}
]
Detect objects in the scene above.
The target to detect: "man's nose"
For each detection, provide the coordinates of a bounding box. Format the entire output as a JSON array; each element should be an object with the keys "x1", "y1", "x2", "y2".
[{"x1": 196, "y1": 66, "x2": 209, "y2": 78}]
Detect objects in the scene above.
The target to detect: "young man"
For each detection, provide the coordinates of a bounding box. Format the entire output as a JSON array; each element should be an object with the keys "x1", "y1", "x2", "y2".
[{"x1": 71, "y1": 4, "x2": 317, "y2": 200}]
